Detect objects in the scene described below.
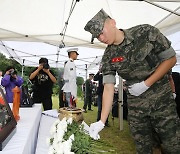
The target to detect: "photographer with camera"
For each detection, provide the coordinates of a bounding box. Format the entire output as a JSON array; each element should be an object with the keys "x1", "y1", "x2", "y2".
[
  {"x1": 29, "y1": 58, "x2": 56, "y2": 110},
  {"x1": 1, "y1": 66, "x2": 23, "y2": 103}
]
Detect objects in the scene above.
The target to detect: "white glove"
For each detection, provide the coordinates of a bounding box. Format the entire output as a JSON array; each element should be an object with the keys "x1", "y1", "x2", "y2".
[
  {"x1": 173, "y1": 92, "x2": 176, "y2": 99},
  {"x1": 89, "y1": 120, "x2": 105, "y2": 140},
  {"x1": 128, "y1": 81, "x2": 149, "y2": 96}
]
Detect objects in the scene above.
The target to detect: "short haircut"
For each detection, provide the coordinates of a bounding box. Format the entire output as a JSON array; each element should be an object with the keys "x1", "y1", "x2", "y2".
[{"x1": 39, "y1": 58, "x2": 48, "y2": 64}]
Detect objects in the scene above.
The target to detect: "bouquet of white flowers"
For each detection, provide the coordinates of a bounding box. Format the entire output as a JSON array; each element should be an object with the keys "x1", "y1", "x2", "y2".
[
  {"x1": 47, "y1": 117, "x2": 92, "y2": 154},
  {"x1": 47, "y1": 117, "x2": 117, "y2": 154}
]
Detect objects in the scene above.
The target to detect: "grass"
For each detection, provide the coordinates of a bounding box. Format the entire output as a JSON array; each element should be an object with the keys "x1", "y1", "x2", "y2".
[{"x1": 52, "y1": 96, "x2": 136, "y2": 154}]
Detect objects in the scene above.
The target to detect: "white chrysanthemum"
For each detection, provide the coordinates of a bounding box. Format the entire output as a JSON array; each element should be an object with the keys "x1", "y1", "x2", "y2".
[
  {"x1": 53, "y1": 142, "x2": 60, "y2": 153},
  {"x1": 60, "y1": 119, "x2": 68, "y2": 131},
  {"x1": 48, "y1": 117, "x2": 89, "y2": 154},
  {"x1": 51, "y1": 119, "x2": 60, "y2": 129},
  {"x1": 48, "y1": 146, "x2": 55, "y2": 154},
  {"x1": 52, "y1": 134, "x2": 59, "y2": 146},
  {"x1": 63, "y1": 140, "x2": 72, "y2": 153},
  {"x1": 67, "y1": 118, "x2": 73, "y2": 124},
  {"x1": 50, "y1": 124, "x2": 57, "y2": 135},
  {"x1": 46, "y1": 137, "x2": 51, "y2": 146},
  {"x1": 54, "y1": 119, "x2": 61, "y2": 125},
  {"x1": 57, "y1": 129, "x2": 64, "y2": 142},
  {"x1": 61, "y1": 117, "x2": 67, "y2": 123},
  {"x1": 69, "y1": 134, "x2": 74, "y2": 141},
  {"x1": 57, "y1": 122, "x2": 67, "y2": 133},
  {"x1": 55, "y1": 142, "x2": 64, "y2": 154}
]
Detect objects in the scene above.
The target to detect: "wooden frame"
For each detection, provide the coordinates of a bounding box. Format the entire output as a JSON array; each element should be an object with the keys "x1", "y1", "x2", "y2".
[{"x1": 0, "y1": 87, "x2": 17, "y2": 151}]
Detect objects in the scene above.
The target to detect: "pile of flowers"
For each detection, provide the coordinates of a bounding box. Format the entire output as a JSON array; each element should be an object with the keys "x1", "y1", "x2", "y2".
[{"x1": 47, "y1": 117, "x2": 92, "y2": 154}]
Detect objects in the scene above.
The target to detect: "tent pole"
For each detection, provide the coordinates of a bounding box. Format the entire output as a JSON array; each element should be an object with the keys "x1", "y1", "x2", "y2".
[
  {"x1": 118, "y1": 76, "x2": 123, "y2": 131},
  {"x1": 85, "y1": 64, "x2": 88, "y2": 80},
  {"x1": 21, "y1": 59, "x2": 25, "y2": 77},
  {"x1": 154, "y1": 6, "x2": 180, "y2": 27},
  {"x1": 144, "y1": 0, "x2": 180, "y2": 16}
]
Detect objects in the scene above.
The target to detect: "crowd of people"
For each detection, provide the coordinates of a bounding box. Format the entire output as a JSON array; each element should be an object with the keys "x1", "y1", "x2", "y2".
[{"x1": 0, "y1": 58, "x2": 57, "y2": 111}]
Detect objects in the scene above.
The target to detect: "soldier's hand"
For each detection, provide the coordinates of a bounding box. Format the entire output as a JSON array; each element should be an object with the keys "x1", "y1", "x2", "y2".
[
  {"x1": 89, "y1": 120, "x2": 104, "y2": 140},
  {"x1": 128, "y1": 81, "x2": 149, "y2": 96}
]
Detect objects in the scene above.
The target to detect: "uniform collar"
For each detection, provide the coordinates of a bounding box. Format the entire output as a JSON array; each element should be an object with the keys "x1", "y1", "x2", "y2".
[
  {"x1": 119, "y1": 29, "x2": 134, "y2": 46},
  {"x1": 69, "y1": 58, "x2": 74, "y2": 62}
]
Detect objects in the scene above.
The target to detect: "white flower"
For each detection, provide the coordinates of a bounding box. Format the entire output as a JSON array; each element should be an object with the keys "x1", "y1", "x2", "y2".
[
  {"x1": 63, "y1": 140, "x2": 72, "y2": 153},
  {"x1": 50, "y1": 123, "x2": 57, "y2": 135},
  {"x1": 56, "y1": 129, "x2": 64, "y2": 142},
  {"x1": 54, "y1": 119, "x2": 61, "y2": 125},
  {"x1": 48, "y1": 146, "x2": 55, "y2": 154},
  {"x1": 52, "y1": 134, "x2": 59, "y2": 146},
  {"x1": 69, "y1": 134, "x2": 74, "y2": 141},
  {"x1": 56, "y1": 142, "x2": 64, "y2": 154},
  {"x1": 60, "y1": 118, "x2": 68, "y2": 131},
  {"x1": 46, "y1": 137, "x2": 51, "y2": 146},
  {"x1": 67, "y1": 118, "x2": 73, "y2": 124},
  {"x1": 61, "y1": 117, "x2": 67, "y2": 123},
  {"x1": 48, "y1": 118, "x2": 89, "y2": 154}
]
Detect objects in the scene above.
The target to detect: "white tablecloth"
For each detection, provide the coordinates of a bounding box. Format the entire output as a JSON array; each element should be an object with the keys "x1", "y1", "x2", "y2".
[
  {"x1": 0, "y1": 104, "x2": 42, "y2": 154},
  {"x1": 35, "y1": 112, "x2": 58, "y2": 154}
]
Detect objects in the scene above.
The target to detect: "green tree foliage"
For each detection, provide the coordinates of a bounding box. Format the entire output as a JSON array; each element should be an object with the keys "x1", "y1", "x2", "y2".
[
  {"x1": 0, "y1": 53, "x2": 21, "y2": 74},
  {"x1": 77, "y1": 76, "x2": 84, "y2": 97},
  {"x1": 0, "y1": 53, "x2": 85, "y2": 97}
]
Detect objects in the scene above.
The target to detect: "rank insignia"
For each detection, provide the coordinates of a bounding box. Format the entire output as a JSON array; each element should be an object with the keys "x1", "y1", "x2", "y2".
[{"x1": 112, "y1": 56, "x2": 124, "y2": 63}]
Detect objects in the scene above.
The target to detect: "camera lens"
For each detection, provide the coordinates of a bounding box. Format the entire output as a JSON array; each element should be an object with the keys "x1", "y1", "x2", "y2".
[{"x1": 43, "y1": 63, "x2": 49, "y2": 69}]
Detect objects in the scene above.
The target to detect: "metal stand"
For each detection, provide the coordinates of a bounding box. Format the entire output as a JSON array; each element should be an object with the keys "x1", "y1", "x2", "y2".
[{"x1": 118, "y1": 77, "x2": 123, "y2": 131}]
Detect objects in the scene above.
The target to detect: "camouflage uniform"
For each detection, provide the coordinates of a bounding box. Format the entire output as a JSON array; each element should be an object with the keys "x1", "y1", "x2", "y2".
[{"x1": 84, "y1": 9, "x2": 180, "y2": 154}]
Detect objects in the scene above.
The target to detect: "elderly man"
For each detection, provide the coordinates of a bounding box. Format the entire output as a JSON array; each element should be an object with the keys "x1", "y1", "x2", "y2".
[
  {"x1": 84, "y1": 9, "x2": 180, "y2": 153},
  {"x1": 62, "y1": 48, "x2": 79, "y2": 108}
]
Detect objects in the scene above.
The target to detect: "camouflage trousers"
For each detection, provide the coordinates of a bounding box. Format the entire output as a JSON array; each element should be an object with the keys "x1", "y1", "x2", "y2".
[{"x1": 127, "y1": 78, "x2": 180, "y2": 154}]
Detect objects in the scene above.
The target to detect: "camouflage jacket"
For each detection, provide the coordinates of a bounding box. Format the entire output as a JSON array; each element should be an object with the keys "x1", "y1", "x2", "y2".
[{"x1": 102, "y1": 24, "x2": 176, "y2": 86}]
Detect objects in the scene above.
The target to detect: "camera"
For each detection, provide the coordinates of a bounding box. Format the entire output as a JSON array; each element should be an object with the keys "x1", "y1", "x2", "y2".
[
  {"x1": 43, "y1": 63, "x2": 50, "y2": 69},
  {"x1": 9, "y1": 70, "x2": 14, "y2": 75}
]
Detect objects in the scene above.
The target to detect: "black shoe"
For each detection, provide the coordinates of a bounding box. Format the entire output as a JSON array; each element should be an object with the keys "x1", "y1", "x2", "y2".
[{"x1": 88, "y1": 109, "x2": 93, "y2": 111}]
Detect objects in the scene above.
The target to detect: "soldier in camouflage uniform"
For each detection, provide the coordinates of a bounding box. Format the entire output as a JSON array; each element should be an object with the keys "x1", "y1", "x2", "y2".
[{"x1": 84, "y1": 9, "x2": 180, "y2": 154}]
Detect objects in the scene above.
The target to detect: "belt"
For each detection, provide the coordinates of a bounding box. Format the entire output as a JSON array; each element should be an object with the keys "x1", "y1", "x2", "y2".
[{"x1": 64, "y1": 80, "x2": 69, "y2": 83}]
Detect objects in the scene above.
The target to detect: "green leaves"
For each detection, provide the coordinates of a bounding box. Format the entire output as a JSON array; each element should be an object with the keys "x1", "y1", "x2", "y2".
[
  {"x1": 63, "y1": 121, "x2": 91, "y2": 154},
  {"x1": 62, "y1": 120, "x2": 117, "y2": 154}
]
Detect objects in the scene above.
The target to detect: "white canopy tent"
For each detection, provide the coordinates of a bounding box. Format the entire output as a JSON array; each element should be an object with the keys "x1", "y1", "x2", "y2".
[
  {"x1": 0, "y1": 0, "x2": 180, "y2": 77},
  {"x1": 0, "y1": 0, "x2": 179, "y2": 131}
]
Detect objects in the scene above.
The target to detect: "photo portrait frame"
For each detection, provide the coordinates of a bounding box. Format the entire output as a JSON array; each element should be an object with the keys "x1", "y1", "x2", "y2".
[{"x1": 0, "y1": 87, "x2": 17, "y2": 151}]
